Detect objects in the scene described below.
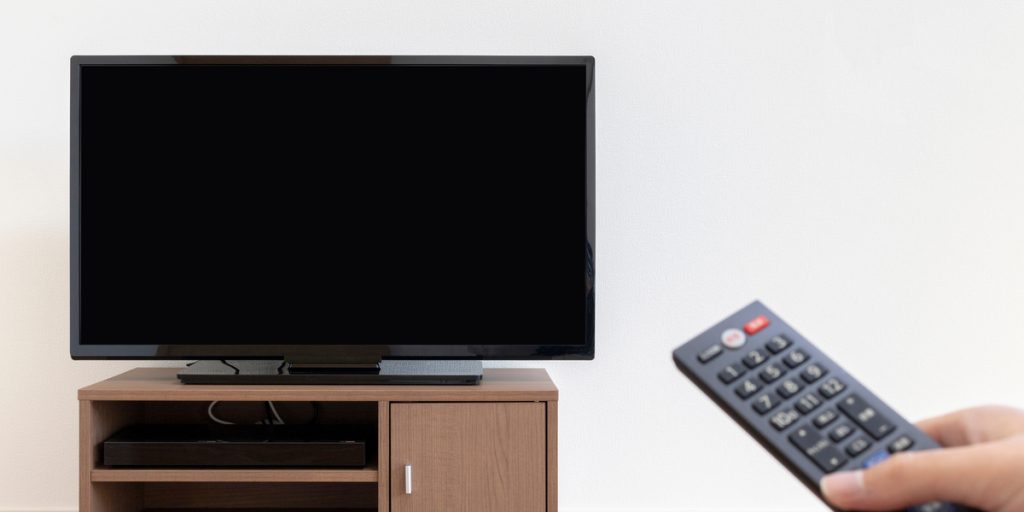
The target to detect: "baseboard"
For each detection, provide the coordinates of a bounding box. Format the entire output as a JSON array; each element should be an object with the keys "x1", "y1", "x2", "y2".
[
  {"x1": 0, "y1": 509, "x2": 76, "y2": 512},
  {"x1": 2, "y1": 507, "x2": 822, "y2": 511},
  {"x1": 3, "y1": 509, "x2": 822, "y2": 512},
  {"x1": 561, "y1": 509, "x2": 823, "y2": 512}
]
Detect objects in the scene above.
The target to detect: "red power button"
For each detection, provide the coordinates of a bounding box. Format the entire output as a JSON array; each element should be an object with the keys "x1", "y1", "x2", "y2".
[{"x1": 743, "y1": 315, "x2": 770, "y2": 335}]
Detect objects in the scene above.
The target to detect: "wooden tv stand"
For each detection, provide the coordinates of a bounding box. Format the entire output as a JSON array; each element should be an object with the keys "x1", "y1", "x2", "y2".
[{"x1": 79, "y1": 368, "x2": 558, "y2": 512}]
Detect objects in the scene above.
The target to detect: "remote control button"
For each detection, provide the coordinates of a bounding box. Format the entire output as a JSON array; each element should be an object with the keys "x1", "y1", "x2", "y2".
[
  {"x1": 790, "y1": 426, "x2": 848, "y2": 472},
  {"x1": 742, "y1": 349, "x2": 768, "y2": 368},
  {"x1": 735, "y1": 378, "x2": 761, "y2": 399},
  {"x1": 698, "y1": 344, "x2": 723, "y2": 363},
  {"x1": 796, "y1": 393, "x2": 823, "y2": 414},
  {"x1": 908, "y1": 502, "x2": 957, "y2": 512},
  {"x1": 829, "y1": 423, "x2": 854, "y2": 442},
  {"x1": 788, "y1": 429, "x2": 847, "y2": 473},
  {"x1": 819, "y1": 377, "x2": 846, "y2": 398},
  {"x1": 810, "y1": 445, "x2": 847, "y2": 473},
  {"x1": 753, "y1": 392, "x2": 781, "y2": 414},
  {"x1": 769, "y1": 409, "x2": 801, "y2": 431},
  {"x1": 811, "y1": 448, "x2": 843, "y2": 471},
  {"x1": 838, "y1": 394, "x2": 895, "y2": 440},
  {"x1": 846, "y1": 436, "x2": 872, "y2": 457},
  {"x1": 783, "y1": 349, "x2": 809, "y2": 368},
  {"x1": 743, "y1": 315, "x2": 770, "y2": 335},
  {"x1": 801, "y1": 363, "x2": 827, "y2": 383},
  {"x1": 759, "y1": 364, "x2": 787, "y2": 383},
  {"x1": 718, "y1": 364, "x2": 746, "y2": 384},
  {"x1": 789, "y1": 425, "x2": 823, "y2": 451},
  {"x1": 765, "y1": 335, "x2": 791, "y2": 354},
  {"x1": 813, "y1": 409, "x2": 838, "y2": 428},
  {"x1": 721, "y1": 328, "x2": 746, "y2": 349},
  {"x1": 888, "y1": 435, "x2": 914, "y2": 453},
  {"x1": 777, "y1": 378, "x2": 804, "y2": 398},
  {"x1": 862, "y1": 450, "x2": 889, "y2": 468}
]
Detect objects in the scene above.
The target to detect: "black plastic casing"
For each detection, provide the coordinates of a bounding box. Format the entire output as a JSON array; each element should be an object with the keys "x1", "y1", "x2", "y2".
[
  {"x1": 103, "y1": 425, "x2": 369, "y2": 467},
  {"x1": 673, "y1": 301, "x2": 974, "y2": 512},
  {"x1": 70, "y1": 55, "x2": 595, "y2": 362}
]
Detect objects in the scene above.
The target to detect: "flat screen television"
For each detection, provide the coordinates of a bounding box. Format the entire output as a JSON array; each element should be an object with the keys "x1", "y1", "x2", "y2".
[{"x1": 70, "y1": 56, "x2": 594, "y2": 381}]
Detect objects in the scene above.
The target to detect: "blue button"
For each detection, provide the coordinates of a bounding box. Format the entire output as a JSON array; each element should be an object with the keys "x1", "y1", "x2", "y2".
[
  {"x1": 906, "y1": 502, "x2": 956, "y2": 512},
  {"x1": 862, "y1": 450, "x2": 889, "y2": 468}
]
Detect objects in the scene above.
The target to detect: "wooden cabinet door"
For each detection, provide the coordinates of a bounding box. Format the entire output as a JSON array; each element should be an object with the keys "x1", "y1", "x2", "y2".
[{"x1": 390, "y1": 402, "x2": 546, "y2": 512}]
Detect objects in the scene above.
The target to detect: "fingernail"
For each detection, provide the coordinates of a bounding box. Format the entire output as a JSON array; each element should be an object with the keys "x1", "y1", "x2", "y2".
[{"x1": 820, "y1": 470, "x2": 865, "y2": 501}]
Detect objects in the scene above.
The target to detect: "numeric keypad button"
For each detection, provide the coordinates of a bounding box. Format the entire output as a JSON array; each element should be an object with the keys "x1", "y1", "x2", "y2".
[
  {"x1": 765, "y1": 335, "x2": 791, "y2": 354},
  {"x1": 753, "y1": 392, "x2": 781, "y2": 414},
  {"x1": 759, "y1": 364, "x2": 786, "y2": 383},
  {"x1": 718, "y1": 364, "x2": 746, "y2": 384},
  {"x1": 819, "y1": 377, "x2": 846, "y2": 398},
  {"x1": 783, "y1": 349, "x2": 809, "y2": 368},
  {"x1": 769, "y1": 409, "x2": 801, "y2": 431},
  {"x1": 801, "y1": 363, "x2": 827, "y2": 383},
  {"x1": 735, "y1": 378, "x2": 761, "y2": 399},
  {"x1": 796, "y1": 393, "x2": 823, "y2": 414},
  {"x1": 742, "y1": 349, "x2": 768, "y2": 368},
  {"x1": 777, "y1": 378, "x2": 804, "y2": 398}
]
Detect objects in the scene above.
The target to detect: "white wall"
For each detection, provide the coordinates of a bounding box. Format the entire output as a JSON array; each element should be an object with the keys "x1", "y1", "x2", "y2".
[{"x1": 2, "y1": 1, "x2": 1024, "y2": 510}]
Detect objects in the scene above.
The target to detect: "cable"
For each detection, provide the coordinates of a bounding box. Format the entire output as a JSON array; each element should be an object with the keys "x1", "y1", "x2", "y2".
[
  {"x1": 267, "y1": 401, "x2": 284, "y2": 425},
  {"x1": 308, "y1": 402, "x2": 319, "y2": 425},
  {"x1": 206, "y1": 400, "x2": 289, "y2": 426},
  {"x1": 207, "y1": 401, "x2": 233, "y2": 425},
  {"x1": 220, "y1": 360, "x2": 240, "y2": 375}
]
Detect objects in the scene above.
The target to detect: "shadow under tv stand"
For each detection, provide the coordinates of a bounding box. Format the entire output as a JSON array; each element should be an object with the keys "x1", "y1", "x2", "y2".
[
  {"x1": 178, "y1": 360, "x2": 484, "y2": 385},
  {"x1": 79, "y1": 367, "x2": 557, "y2": 512}
]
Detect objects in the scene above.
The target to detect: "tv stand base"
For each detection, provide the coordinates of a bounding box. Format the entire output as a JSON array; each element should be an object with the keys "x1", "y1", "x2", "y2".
[{"x1": 177, "y1": 360, "x2": 483, "y2": 385}]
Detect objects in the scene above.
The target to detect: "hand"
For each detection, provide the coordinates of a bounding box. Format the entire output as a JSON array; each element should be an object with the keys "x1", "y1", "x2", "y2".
[{"x1": 819, "y1": 405, "x2": 1024, "y2": 511}]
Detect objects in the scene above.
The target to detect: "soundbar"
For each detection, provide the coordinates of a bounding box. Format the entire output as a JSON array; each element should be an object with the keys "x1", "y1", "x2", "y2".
[{"x1": 103, "y1": 425, "x2": 368, "y2": 467}]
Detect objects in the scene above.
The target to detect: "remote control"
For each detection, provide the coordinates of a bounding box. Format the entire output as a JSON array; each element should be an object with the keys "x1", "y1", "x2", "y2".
[{"x1": 673, "y1": 301, "x2": 974, "y2": 512}]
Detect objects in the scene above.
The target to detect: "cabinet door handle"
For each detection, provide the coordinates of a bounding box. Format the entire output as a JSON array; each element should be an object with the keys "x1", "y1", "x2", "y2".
[{"x1": 404, "y1": 464, "x2": 413, "y2": 494}]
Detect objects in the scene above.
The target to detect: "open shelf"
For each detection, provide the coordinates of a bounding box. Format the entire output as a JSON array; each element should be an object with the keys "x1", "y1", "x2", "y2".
[
  {"x1": 91, "y1": 481, "x2": 379, "y2": 510},
  {"x1": 85, "y1": 400, "x2": 379, "y2": 482},
  {"x1": 91, "y1": 465, "x2": 379, "y2": 483}
]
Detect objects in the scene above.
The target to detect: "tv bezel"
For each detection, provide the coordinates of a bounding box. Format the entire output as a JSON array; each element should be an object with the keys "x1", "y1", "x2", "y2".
[{"x1": 70, "y1": 55, "x2": 595, "y2": 361}]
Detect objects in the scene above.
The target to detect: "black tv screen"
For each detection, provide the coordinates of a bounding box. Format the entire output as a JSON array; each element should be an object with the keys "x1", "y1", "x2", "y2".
[{"x1": 71, "y1": 56, "x2": 594, "y2": 360}]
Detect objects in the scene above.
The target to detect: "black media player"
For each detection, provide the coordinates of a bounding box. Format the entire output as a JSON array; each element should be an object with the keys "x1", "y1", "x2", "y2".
[{"x1": 103, "y1": 425, "x2": 368, "y2": 467}]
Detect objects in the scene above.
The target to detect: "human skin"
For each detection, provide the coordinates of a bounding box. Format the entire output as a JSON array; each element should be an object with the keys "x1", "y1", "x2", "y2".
[{"x1": 820, "y1": 405, "x2": 1024, "y2": 511}]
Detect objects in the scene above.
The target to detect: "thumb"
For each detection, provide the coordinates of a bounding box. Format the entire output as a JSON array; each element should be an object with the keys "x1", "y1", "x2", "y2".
[{"x1": 820, "y1": 444, "x2": 1001, "y2": 511}]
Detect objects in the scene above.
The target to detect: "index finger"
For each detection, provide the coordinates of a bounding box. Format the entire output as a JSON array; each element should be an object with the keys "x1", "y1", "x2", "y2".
[{"x1": 916, "y1": 405, "x2": 1024, "y2": 447}]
